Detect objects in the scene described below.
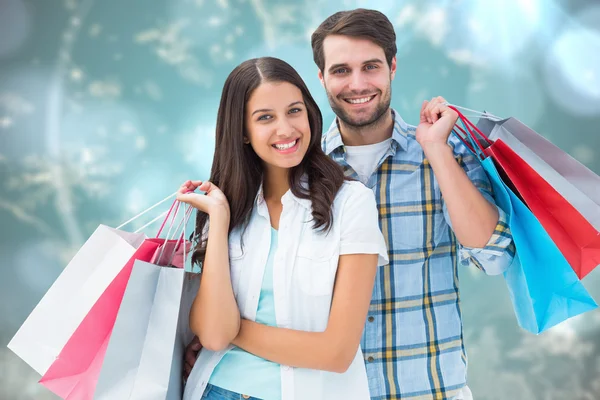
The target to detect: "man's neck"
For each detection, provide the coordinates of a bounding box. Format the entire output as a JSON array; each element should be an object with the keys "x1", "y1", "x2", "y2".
[{"x1": 338, "y1": 108, "x2": 394, "y2": 146}]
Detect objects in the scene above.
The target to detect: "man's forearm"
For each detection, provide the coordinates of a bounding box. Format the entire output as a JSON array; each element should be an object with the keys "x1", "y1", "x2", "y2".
[{"x1": 423, "y1": 142, "x2": 498, "y2": 248}]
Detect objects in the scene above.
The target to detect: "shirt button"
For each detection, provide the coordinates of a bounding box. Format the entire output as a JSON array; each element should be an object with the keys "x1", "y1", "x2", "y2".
[
  {"x1": 367, "y1": 356, "x2": 375, "y2": 363},
  {"x1": 368, "y1": 316, "x2": 375, "y2": 322},
  {"x1": 242, "y1": 395, "x2": 250, "y2": 399},
  {"x1": 283, "y1": 365, "x2": 290, "y2": 371}
]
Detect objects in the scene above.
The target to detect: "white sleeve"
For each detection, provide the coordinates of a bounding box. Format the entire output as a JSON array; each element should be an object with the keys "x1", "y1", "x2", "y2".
[{"x1": 339, "y1": 183, "x2": 389, "y2": 266}]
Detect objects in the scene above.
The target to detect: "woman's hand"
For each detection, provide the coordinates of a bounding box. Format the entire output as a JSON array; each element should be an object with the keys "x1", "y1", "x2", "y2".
[{"x1": 176, "y1": 180, "x2": 230, "y2": 219}]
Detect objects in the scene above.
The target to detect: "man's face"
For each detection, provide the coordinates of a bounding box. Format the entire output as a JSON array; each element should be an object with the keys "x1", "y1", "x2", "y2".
[{"x1": 318, "y1": 35, "x2": 396, "y2": 128}]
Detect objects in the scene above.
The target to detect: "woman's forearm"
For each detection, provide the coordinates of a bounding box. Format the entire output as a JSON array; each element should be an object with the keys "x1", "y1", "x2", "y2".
[
  {"x1": 232, "y1": 320, "x2": 356, "y2": 373},
  {"x1": 232, "y1": 254, "x2": 378, "y2": 373}
]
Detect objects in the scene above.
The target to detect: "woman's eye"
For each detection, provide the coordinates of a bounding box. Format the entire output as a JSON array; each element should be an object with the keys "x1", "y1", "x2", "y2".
[{"x1": 257, "y1": 115, "x2": 272, "y2": 121}]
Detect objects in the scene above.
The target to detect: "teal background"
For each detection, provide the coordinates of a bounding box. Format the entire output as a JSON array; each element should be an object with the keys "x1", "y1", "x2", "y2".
[{"x1": 1, "y1": 0, "x2": 600, "y2": 398}]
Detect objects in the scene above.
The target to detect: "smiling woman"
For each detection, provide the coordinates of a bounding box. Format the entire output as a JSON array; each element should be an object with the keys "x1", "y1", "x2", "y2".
[
  {"x1": 245, "y1": 82, "x2": 310, "y2": 169},
  {"x1": 175, "y1": 56, "x2": 388, "y2": 400},
  {"x1": 187, "y1": 57, "x2": 347, "y2": 241}
]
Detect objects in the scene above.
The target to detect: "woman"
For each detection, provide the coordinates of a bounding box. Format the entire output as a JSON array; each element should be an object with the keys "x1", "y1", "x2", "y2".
[{"x1": 177, "y1": 57, "x2": 388, "y2": 400}]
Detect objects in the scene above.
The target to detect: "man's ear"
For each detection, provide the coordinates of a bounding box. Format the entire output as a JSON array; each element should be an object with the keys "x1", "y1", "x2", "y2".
[
  {"x1": 318, "y1": 69, "x2": 325, "y2": 88},
  {"x1": 390, "y1": 56, "x2": 397, "y2": 81}
]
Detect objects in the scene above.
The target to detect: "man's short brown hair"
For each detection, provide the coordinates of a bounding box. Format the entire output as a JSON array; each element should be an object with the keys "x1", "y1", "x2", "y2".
[{"x1": 311, "y1": 8, "x2": 397, "y2": 73}]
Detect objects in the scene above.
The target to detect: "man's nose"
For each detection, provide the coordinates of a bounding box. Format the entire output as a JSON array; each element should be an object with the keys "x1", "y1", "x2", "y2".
[{"x1": 348, "y1": 71, "x2": 369, "y2": 92}]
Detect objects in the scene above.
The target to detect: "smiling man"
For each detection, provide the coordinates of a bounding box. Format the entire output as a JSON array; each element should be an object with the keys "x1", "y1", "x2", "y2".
[{"x1": 311, "y1": 8, "x2": 515, "y2": 400}]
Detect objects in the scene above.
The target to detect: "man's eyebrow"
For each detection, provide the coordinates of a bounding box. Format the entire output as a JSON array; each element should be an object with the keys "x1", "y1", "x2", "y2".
[
  {"x1": 328, "y1": 63, "x2": 348, "y2": 73},
  {"x1": 363, "y1": 58, "x2": 384, "y2": 65},
  {"x1": 328, "y1": 58, "x2": 385, "y2": 73}
]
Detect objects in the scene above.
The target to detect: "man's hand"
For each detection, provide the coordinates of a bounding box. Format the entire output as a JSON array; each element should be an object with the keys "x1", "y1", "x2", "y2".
[
  {"x1": 415, "y1": 96, "x2": 459, "y2": 151},
  {"x1": 183, "y1": 336, "x2": 202, "y2": 382}
]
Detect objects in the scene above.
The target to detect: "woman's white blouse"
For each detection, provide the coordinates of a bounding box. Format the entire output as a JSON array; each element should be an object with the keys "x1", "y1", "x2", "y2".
[{"x1": 184, "y1": 180, "x2": 389, "y2": 400}]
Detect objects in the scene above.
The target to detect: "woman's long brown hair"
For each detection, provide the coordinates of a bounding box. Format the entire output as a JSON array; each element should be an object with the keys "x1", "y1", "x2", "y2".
[{"x1": 191, "y1": 57, "x2": 345, "y2": 267}]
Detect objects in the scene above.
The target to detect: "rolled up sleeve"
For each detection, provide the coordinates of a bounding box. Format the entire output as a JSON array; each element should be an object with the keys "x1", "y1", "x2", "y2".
[{"x1": 443, "y1": 135, "x2": 515, "y2": 275}]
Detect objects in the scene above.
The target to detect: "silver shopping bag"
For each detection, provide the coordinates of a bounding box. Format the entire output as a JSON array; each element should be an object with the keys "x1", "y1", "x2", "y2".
[
  {"x1": 475, "y1": 116, "x2": 600, "y2": 278},
  {"x1": 476, "y1": 116, "x2": 600, "y2": 231},
  {"x1": 94, "y1": 259, "x2": 199, "y2": 400}
]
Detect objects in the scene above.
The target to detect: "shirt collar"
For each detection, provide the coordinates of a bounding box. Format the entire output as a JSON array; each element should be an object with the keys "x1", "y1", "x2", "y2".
[{"x1": 323, "y1": 108, "x2": 410, "y2": 155}]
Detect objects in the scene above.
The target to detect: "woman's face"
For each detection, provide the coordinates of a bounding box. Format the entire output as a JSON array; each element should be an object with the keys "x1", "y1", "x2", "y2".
[{"x1": 244, "y1": 81, "x2": 311, "y2": 173}]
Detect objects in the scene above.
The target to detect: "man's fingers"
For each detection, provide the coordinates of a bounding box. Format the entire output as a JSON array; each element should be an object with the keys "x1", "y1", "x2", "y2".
[
  {"x1": 184, "y1": 362, "x2": 193, "y2": 377},
  {"x1": 419, "y1": 100, "x2": 429, "y2": 123},
  {"x1": 430, "y1": 105, "x2": 442, "y2": 122},
  {"x1": 426, "y1": 101, "x2": 436, "y2": 124},
  {"x1": 185, "y1": 350, "x2": 198, "y2": 365},
  {"x1": 191, "y1": 341, "x2": 202, "y2": 351}
]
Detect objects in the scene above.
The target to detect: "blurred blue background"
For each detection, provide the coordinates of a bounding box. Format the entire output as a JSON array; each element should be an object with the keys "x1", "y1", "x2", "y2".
[{"x1": 1, "y1": 0, "x2": 600, "y2": 399}]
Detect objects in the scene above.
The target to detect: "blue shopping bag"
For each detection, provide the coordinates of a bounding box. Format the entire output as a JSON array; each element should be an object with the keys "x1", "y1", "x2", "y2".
[
  {"x1": 482, "y1": 156, "x2": 597, "y2": 333},
  {"x1": 450, "y1": 106, "x2": 597, "y2": 334}
]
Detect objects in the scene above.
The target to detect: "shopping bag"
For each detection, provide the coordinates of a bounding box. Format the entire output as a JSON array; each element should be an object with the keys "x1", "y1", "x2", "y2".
[
  {"x1": 7, "y1": 225, "x2": 148, "y2": 376},
  {"x1": 38, "y1": 239, "x2": 163, "y2": 399},
  {"x1": 94, "y1": 260, "x2": 200, "y2": 400},
  {"x1": 479, "y1": 117, "x2": 600, "y2": 231},
  {"x1": 38, "y1": 201, "x2": 192, "y2": 399},
  {"x1": 450, "y1": 107, "x2": 598, "y2": 333},
  {"x1": 492, "y1": 138, "x2": 600, "y2": 278},
  {"x1": 474, "y1": 117, "x2": 600, "y2": 278}
]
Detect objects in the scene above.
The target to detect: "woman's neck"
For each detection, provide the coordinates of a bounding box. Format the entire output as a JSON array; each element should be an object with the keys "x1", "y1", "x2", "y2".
[{"x1": 262, "y1": 166, "x2": 290, "y2": 203}]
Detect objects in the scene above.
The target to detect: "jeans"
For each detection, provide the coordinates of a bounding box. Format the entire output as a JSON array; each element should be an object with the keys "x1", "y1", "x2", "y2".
[
  {"x1": 200, "y1": 382, "x2": 470, "y2": 400},
  {"x1": 201, "y1": 384, "x2": 263, "y2": 400}
]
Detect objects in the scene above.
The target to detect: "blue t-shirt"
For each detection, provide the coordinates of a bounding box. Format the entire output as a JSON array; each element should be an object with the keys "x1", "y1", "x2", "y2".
[{"x1": 208, "y1": 227, "x2": 281, "y2": 399}]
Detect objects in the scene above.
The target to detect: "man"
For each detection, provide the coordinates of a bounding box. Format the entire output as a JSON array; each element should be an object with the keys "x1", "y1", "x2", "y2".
[
  {"x1": 185, "y1": 8, "x2": 514, "y2": 400},
  {"x1": 309, "y1": 9, "x2": 514, "y2": 400}
]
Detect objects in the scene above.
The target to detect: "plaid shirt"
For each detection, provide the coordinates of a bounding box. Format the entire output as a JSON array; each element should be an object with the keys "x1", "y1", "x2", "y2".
[{"x1": 323, "y1": 110, "x2": 514, "y2": 400}]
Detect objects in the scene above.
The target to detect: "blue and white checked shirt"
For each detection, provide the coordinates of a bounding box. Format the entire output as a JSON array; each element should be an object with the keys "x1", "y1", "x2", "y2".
[{"x1": 323, "y1": 109, "x2": 515, "y2": 400}]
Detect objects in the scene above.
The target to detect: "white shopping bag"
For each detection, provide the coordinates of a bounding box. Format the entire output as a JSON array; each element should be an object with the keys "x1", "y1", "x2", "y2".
[
  {"x1": 8, "y1": 225, "x2": 146, "y2": 375},
  {"x1": 7, "y1": 192, "x2": 177, "y2": 378}
]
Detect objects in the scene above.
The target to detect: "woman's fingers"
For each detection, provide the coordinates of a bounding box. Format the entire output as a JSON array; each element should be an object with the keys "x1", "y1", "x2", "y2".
[
  {"x1": 198, "y1": 181, "x2": 212, "y2": 193},
  {"x1": 178, "y1": 180, "x2": 204, "y2": 194}
]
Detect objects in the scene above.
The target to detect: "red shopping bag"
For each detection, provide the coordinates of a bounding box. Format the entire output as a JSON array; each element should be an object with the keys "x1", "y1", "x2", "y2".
[
  {"x1": 451, "y1": 107, "x2": 600, "y2": 278},
  {"x1": 489, "y1": 140, "x2": 600, "y2": 278}
]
